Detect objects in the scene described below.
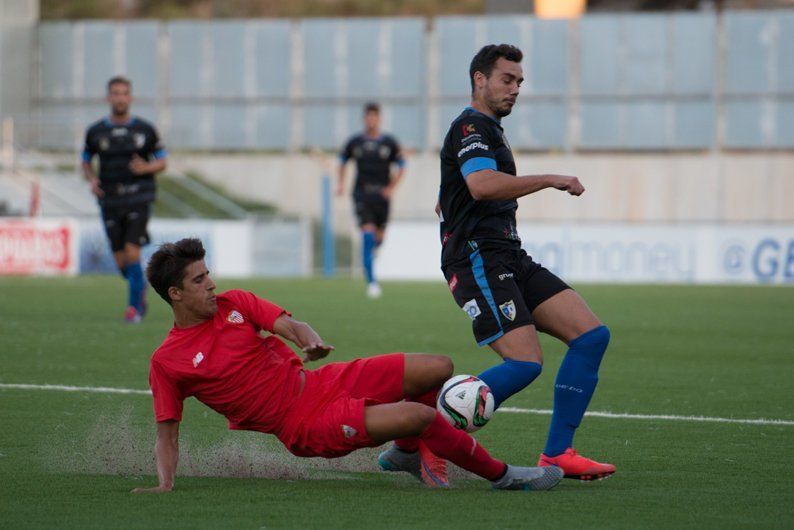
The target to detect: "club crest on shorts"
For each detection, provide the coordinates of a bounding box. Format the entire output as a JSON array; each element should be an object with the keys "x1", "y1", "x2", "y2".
[
  {"x1": 462, "y1": 299, "x2": 481, "y2": 320},
  {"x1": 226, "y1": 310, "x2": 244, "y2": 324},
  {"x1": 342, "y1": 424, "x2": 357, "y2": 438},
  {"x1": 499, "y1": 300, "x2": 516, "y2": 321}
]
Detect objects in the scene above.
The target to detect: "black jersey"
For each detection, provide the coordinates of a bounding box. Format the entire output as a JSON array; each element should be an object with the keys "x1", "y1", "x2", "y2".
[
  {"x1": 438, "y1": 107, "x2": 521, "y2": 266},
  {"x1": 82, "y1": 116, "x2": 166, "y2": 207},
  {"x1": 339, "y1": 133, "x2": 404, "y2": 202}
]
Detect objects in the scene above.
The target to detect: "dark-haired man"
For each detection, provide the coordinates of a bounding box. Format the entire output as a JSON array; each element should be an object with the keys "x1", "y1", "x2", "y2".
[
  {"x1": 338, "y1": 102, "x2": 406, "y2": 298},
  {"x1": 132, "y1": 237, "x2": 563, "y2": 493},
  {"x1": 431, "y1": 44, "x2": 615, "y2": 481},
  {"x1": 82, "y1": 76, "x2": 167, "y2": 323}
]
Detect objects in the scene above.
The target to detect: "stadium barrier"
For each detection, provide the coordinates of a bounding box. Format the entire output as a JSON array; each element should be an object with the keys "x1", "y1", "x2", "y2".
[
  {"x1": 377, "y1": 221, "x2": 794, "y2": 285},
  {"x1": 0, "y1": 217, "x2": 311, "y2": 278}
]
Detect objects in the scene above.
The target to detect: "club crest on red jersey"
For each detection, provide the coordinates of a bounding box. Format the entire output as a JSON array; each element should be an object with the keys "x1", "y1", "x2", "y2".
[
  {"x1": 192, "y1": 351, "x2": 205, "y2": 368},
  {"x1": 227, "y1": 310, "x2": 244, "y2": 324}
]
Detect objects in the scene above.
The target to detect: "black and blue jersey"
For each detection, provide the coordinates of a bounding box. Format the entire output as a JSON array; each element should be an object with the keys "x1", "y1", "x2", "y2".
[
  {"x1": 82, "y1": 116, "x2": 166, "y2": 207},
  {"x1": 438, "y1": 107, "x2": 521, "y2": 266},
  {"x1": 339, "y1": 133, "x2": 404, "y2": 203}
]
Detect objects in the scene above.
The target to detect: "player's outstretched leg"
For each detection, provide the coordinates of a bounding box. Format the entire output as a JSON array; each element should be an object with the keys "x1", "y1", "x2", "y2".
[
  {"x1": 378, "y1": 355, "x2": 451, "y2": 487},
  {"x1": 368, "y1": 402, "x2": 562, "y2": 491}
]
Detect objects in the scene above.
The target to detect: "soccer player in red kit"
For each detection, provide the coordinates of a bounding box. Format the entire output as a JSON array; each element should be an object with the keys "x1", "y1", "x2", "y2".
[{"x1": 132, "y1": 238, "x2": 563, "y2": 493}]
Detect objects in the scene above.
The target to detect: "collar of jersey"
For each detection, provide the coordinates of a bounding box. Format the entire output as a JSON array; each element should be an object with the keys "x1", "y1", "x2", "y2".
[
  {"x1": 464, "y1": 106, "x2": 501, "y2": 124},
  {"x1": 104, "y1": 116, "x2": 137, "y2": 127}
]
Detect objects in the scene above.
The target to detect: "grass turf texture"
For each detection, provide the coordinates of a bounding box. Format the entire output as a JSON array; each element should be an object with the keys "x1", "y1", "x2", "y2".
[{"x1": 0, "y1": 277, "x2": 792, "y2": 529}]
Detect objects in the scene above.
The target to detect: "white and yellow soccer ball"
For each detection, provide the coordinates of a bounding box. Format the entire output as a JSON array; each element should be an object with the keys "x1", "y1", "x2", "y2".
[{"x1": 436, "y1": 374, "x2": 495, "y2": 433}]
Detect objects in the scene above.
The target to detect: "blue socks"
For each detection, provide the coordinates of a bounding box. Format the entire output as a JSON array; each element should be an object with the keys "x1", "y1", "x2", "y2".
[
  {"x1": 478, "y1": 359, "x2": 543, "y2": 409},
  {"x1": 543, "y1": 325, "x2": 611, "y2": 457},
  {"x1": 363, "y1": 231, "x2": 376, "y2": 284},
  {"x1": 123, "y1": 262, "x2": 145, "y2": 313}
]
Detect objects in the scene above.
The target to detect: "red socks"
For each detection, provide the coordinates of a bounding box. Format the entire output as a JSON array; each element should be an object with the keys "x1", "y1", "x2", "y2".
[{"x1": 418, "y1": 412, "x2": 506, "y2": 481}]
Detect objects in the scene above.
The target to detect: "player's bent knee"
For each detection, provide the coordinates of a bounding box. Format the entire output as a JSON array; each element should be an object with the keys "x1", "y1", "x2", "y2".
[
  {"x1": 411, "y1": 402, "x2": 438, "y2": 431},
  {"x1": 431, "y1": 355, "x2": 454, "y2": 380}
]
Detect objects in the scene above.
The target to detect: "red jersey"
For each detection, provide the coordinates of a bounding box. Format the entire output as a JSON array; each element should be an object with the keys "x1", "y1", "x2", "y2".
[{"x1": 149, "y1": 289, "x2": 304, "y2": 434}]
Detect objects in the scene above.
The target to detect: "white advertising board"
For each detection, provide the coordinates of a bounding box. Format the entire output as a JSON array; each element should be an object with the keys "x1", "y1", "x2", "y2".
[{"x1": 378, "y1": 222, "x2": 794, "y2": 285}]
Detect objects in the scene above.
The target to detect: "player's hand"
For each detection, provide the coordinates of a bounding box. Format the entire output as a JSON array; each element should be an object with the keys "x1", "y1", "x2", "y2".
[
  {"x1": 89, "y1": 178, "x2": 104, "y2": 198},
  {"x1": 301, "y1": 343, "x2": 334, "y2": 362},
  {"x1": 129, "y1": 154, "x2": 150, "y2": 175},
  {"x1": 552, "y1": 175, "x2": 585, "y2": 196},
  {"x1": 381, "y1": 186, "x2": 394, "y2": 200},
  {"x1": 131, "y1": 485, "x2": 172, "y2": 494}
]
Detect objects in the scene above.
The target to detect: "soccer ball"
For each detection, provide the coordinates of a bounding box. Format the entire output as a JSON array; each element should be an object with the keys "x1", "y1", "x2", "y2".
[{"x1": 436, "y1": 375, "x2": 495, "y2": 433}]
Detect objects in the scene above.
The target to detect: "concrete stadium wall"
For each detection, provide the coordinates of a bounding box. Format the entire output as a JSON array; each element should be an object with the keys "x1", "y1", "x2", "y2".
[{"x1": 169, "y1": 151, "x2": 794, "y2": 229}]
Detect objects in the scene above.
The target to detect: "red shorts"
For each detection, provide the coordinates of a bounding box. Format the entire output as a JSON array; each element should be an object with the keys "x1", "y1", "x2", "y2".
[{"x1": 276, "y1": 353, "x2": 405, "y2": 458}]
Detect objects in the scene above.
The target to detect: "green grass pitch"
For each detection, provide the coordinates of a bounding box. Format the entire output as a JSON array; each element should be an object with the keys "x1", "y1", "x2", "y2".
[{"x1": 1, "y1": 276, "x2": 792, "y2": 529}]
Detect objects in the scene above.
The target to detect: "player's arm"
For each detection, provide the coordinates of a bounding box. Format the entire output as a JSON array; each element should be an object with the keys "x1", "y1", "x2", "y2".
[
  {"x1": 130, "y1": 127, "x2": 168, "y2": 176},
  {"x1": 465, "y1": 169, "x2": 584, "y2": 201},
  {"x1": 81, "y1": 131, "x2": 103, "y2": 198},
  {"x1": 336, "y1": 139, "x2": 353, "y2": 196},
  {"x1": 132, "y1": 420, "x2": 180, "y2": 493},
  {"x1": 272, "y1": 314, "x2": 335, "y2": 362},
  {"x1": 382, "y1": 141, "x2": 406, "y2": 200},
  {"x1": 130, "y1": 155, "x2": 167, "y2": 175}
]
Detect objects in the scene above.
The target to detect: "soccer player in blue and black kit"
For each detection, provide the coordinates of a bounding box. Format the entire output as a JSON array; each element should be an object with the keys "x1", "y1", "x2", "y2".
[
  {"x1": 82, "y1": 76, "x2": 167, "y2": 323},
  {"x1": 338, "y1": 103, "x2": 405, "y2": 298},
  {"x1": 435, "y1": 44, "x2": 615, "y2": 481}
]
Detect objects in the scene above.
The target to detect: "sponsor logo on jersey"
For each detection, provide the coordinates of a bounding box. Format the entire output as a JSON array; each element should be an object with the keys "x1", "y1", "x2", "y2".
[
  {"x1": 111, "y1": 127, "x2": 127, "y2": 136},
  {"x1": 461, "y1": 133, "x2": 483, "y2": 145},
  {"x1": 342, "y1": 424, "x2": 358, "y2": 438},
  {"x1": 448, "y1": 274, "x2": 459, "y2": 292},
  {"x1": 498, "y1": 272, "x2": 514, "y2": 281},
  {"x1": 192, "y1": 351, "x2": 205, "y2": 368},
  {"x1": 499, "y1": 300, "x2": 516, "y2": 321},
  {"x1": 461, "y1": 123, "x2": 476, "y2": 136},
  {"x1": 463, "y1": 299, "x2": 481, "y2": 320},
  {"x1": 457, "y1": 142, "x2": 489, "y2": 158},
  {"x1": 227, "y1": 310, "x2": 244, "y2": 324}
]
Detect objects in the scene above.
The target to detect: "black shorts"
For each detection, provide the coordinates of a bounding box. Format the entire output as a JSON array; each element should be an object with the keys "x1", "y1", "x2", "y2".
[
  {"x1": 354, "y1": 200, "x2": 390, "y2": 229},
  {"x1": 101, "y1": 203, "x2": 151, "y2": 252},
  {"x1": 442, "y1": 245, "x2": 570, "y2": 346}
]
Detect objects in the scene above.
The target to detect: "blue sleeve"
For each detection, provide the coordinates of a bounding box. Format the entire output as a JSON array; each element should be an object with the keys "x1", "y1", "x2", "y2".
[{"x1": 460, "y1": 157, "x2": 497, "y2": 178}]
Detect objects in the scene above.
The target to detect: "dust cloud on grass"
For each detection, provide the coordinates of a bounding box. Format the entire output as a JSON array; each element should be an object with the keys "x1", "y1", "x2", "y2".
[{"x1": 42, "y1": 405, "x2": 474, "y2": 482}]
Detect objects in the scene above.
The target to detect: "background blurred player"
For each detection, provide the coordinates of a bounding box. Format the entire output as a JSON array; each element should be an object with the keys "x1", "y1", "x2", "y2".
[
  {"x1": 132, "y1": 237, "x2": 563, "y2": 493},
  {"x1": 81, "y1": 76, "x2": 167, "y2": 323},
  {"x1": 436, "y1": 44, "x2": 615, "y2": 480},
  {"x1": 337, "y1": 102, "x2": 405, "y2": 298}
]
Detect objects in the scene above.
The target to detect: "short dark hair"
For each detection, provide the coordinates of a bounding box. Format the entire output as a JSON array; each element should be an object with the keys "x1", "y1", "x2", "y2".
[
  {"x1": 146, "y1": 238, "x2": 206, "y2": 305},
  {"x1": 469, "y1": 44, "x2": 523, "y2": 93},
  {"x1": 363, "y1": 102, "x2": 380, "y2": 114},
  {"x1": 107, "y1": 76, "x2": 132, "y2": 92}
]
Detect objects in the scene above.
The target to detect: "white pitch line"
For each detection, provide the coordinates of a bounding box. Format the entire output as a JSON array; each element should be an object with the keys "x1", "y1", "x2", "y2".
[
  {"x1": 1, "y1": 383, "x2": 792, "y2": 426},
  {"x1": 499, "y1": 407, "x2": 794, "y2": 426},
  {"x1": 0, "y1": 383, "x2": 151, "y2": 396}
]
